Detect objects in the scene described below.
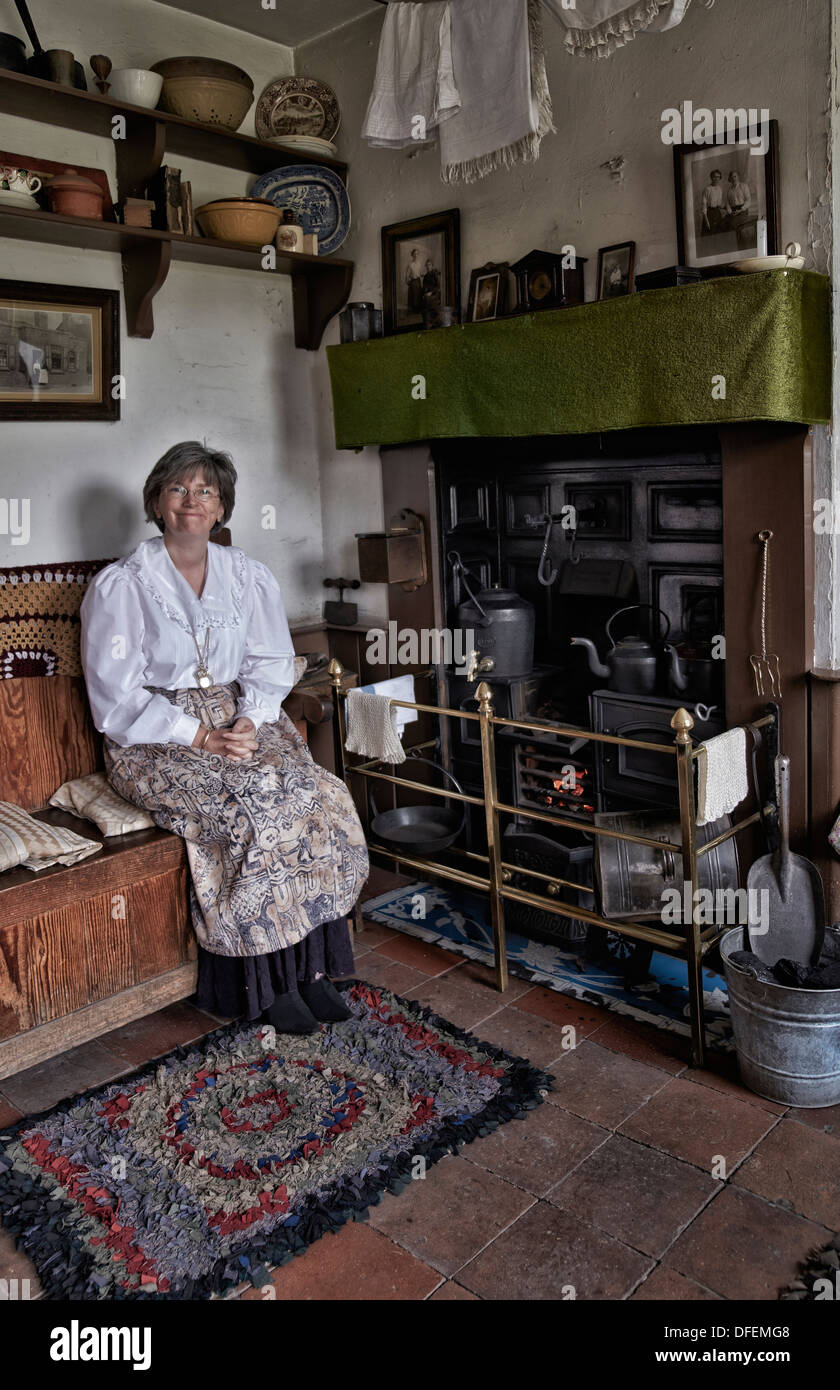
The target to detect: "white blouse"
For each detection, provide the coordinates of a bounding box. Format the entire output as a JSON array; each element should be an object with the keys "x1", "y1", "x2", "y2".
[{"x1": 79, "y1": 536, "x2": 297, "y2": 748}]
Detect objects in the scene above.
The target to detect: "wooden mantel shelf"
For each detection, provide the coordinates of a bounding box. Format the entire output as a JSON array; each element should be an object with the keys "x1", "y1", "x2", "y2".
[{"x1": 0, "y1": 69, "x2": 354, "y2": 347}]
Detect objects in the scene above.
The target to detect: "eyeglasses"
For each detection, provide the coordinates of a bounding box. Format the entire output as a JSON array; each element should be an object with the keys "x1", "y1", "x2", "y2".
[{"x1": 164, "y1": 485, "x2": 220, "y2": 502}]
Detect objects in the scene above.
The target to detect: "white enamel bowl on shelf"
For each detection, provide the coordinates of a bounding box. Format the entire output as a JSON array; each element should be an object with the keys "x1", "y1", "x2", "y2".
[{"x1": 734, "y1": 241, "x2": 805, "y2": 273}]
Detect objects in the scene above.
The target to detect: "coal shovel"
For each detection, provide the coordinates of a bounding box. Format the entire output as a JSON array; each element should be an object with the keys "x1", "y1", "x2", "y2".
[{"x1": 747, "y1": 754, "x2": 825, "y2": 966}]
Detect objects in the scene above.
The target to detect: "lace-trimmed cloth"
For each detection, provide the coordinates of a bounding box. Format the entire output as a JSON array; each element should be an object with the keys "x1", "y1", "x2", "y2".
[{"x1": 545, "y1": 0, "x2": 695, "y2": 58}]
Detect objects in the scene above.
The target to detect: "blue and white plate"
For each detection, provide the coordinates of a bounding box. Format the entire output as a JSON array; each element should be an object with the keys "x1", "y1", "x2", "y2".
[{"x1": 249, "y1": 164, "x2": 350, "y2": 257}]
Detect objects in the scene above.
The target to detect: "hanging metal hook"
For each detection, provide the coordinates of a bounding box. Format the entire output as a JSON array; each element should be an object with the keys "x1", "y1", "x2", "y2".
[{"x1": 537, "y1": 515, "x2": 558, "y2": 587}]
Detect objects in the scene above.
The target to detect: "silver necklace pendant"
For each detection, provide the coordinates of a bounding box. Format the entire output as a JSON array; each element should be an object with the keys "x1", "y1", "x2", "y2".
[{"x1": 195, "y1": 666, "x2": 212, "y2": 689}]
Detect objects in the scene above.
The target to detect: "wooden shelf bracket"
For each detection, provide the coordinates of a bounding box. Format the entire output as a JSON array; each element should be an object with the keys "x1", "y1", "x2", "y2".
[{"x1": 122, "y1": 238, "x2": 172, "y2": 338}]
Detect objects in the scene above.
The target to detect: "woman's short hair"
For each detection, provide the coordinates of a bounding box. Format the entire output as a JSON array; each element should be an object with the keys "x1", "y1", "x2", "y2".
[{"x1": 143, "y1": 442, "x2": 237, "y2": 535}]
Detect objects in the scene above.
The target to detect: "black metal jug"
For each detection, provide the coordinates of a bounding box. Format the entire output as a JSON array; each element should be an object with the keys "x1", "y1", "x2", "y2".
[{"x1": 453, "y1": 555, "x2": 535, "y2": 679}]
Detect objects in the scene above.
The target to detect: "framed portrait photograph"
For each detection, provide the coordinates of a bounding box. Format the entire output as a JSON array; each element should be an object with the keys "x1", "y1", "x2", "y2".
[
  {"x1": 673, "y1": 120, "x2": 780, "y2": 271},
  {"x1": 597, "y1": 241, "x2": 636, "y2": 299},
  {"x1": 381, "y1": 208, "x2": 460, "y2": 334},
  {"x1": 0, "y1": 281, "x2": 120, "y2": 421},
  {"x1": 467, "y1": 261, "x2": 509, "y2": 322}
]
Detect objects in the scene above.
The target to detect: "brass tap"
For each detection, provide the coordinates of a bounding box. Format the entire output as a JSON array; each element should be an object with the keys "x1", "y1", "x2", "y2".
[{"x1": 466, "y1": 649, "x2": 495, "y2": 683}]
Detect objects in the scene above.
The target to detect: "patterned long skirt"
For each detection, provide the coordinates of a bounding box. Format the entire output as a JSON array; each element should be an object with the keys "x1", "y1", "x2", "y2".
[{"x1": 102, "y1": 680, "x2": 369, "y2": 959}]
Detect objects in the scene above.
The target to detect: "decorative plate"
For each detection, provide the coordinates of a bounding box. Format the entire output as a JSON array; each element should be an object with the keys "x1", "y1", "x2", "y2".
[
  {"x1": 255, "y1": 76, "x2": 341, "y2": 142},
  {"x1": 249, "y1": 165, "x2": 350, "y2": 257},
  {"x1": 277, "y1": 134, "x2": 338, "y2": 159},
  {"x1": 0, "y1": 188, "x2": 39, "y2": 209}
]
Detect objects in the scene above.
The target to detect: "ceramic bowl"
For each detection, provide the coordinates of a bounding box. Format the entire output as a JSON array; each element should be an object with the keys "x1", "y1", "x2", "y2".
[
  {"x1": 157, "y1": 74, "x2": 253, "y2": 130},
  {"x1": 108, "y1": 68, "x2": 164, "y2": 109},
  {"x1": 195, "y1": 197, "x2": 281, "y2": 247},
  {"x1": 151, "y1": 56, "x2": 253, "y2": 86}
]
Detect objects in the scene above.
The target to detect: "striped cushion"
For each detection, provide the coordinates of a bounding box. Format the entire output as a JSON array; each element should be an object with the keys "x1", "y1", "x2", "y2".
[
  {"x1": 0, "y1": 801, "x2": 102, "y2": 873},
  {"x1": 49, "y1": 772, "x2": 154, "y2": 836}
]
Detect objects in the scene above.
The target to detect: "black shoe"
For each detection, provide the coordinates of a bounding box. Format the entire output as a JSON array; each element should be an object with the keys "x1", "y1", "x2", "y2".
[
  {"x1": 298, "y1": 977, "x2": 352, "y2": 1023},
  {"x1": 265, "y1": 989, "x2": 319, "y2": 1035}
]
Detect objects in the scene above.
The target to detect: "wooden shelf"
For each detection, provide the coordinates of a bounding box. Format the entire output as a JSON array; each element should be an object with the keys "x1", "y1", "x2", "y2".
[{"x1": 0, "y1": 69, "x2": 354, "y2": 347}]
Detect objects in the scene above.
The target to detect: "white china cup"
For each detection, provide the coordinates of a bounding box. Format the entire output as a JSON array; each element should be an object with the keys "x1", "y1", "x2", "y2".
[
  {"x1": 1, "y1": 167, "x2": 41, "y2": 194},
  {"x1": 107, "y1": 69, "x2": 164, "y2": 109}
]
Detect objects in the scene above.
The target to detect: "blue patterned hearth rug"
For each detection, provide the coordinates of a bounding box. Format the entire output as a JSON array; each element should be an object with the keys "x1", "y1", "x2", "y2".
[
  {"x1": 364, "y1": 882, "x2": 733, "y2": 1053},
  {"x1": 0, "y1": 980, "x2": 551, "y2": 1300}
]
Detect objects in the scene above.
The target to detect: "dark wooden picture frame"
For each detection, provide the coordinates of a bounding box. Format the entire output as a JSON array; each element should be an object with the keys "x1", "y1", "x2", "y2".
[
  {"x1": 673, "y1": 119, "x2": 780, "y2": 272},
  {"x1": 466, "y1": 261, "x2": 509, "y2": 322},
  {"x1": 596, "y1": 241, "x2": 636, "y2": 299},
  {"x1": 0, "y1": 280, "x2": 120, "y2": 421},
  {"x1": 381, "y1": 208, "x2": 460, "y2": 335}
]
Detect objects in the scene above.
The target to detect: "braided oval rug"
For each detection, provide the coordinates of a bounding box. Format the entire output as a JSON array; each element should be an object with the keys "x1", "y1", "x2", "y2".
[{"x1": 0, "y1": 980, "x2": 551, "y2": 1300}]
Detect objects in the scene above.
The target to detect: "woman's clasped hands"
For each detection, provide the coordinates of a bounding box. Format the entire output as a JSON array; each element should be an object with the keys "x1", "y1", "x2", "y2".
[{"x1": 199, "y1": 716, "x2": 258, "y2": 761}]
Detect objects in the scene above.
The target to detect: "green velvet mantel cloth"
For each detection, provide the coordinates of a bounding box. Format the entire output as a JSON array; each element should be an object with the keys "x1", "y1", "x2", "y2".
[{"x1": 326, "y1": 269, "x2": 830, "y2": 450}]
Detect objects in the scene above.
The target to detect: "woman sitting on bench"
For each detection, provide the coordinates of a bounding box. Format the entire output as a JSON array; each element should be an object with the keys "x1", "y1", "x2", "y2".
[{"x1": 79, "y1": 441, "x2": 369, "y2": 1035}]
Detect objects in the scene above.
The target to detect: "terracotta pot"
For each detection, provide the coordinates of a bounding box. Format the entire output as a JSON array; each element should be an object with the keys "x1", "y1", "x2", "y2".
[
  {"x1": 47, "y1": 169, "x2": 105, "y2": 220},
  {"x1": 195, "y1": 197, "x2": 281, "y2": 247}
]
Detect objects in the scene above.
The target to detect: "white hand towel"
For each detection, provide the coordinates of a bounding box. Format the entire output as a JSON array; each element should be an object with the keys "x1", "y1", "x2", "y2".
[
  {"x1": 440, "y1": 0, "x2": 555, "y2": 183},
  {"x1": 345, "y1": 689, "x2": 407, "y2": 765},
  {"x1": 362, "y1": 1, "x2": 461, "y2": 149},
  {"x1": 359, "y1": 675, "x2": 418, "y2": 735},
  {"x1": 695, "y1": 727, "x2": 749, "y2": 826}
]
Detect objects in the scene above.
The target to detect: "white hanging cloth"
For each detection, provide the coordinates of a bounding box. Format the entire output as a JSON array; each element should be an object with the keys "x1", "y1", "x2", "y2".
[
  {"x1": 362, "y1": 0, "x2": 460, "y2": 148},
  {"x1": 440, "y1": 0, "x2": 555, "y2": 184},
  {"x1": 543, "y1": 0, "x2": 695, "y2": 57}
]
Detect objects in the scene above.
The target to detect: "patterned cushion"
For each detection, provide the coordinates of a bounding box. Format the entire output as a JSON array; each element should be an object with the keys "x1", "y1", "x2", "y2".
[
  {"x1": 0, "y1": 802, "x2": 102, "y2": 872},
  {"x1": 49, "y1": 773, "x2": 155, "y2": 836}
]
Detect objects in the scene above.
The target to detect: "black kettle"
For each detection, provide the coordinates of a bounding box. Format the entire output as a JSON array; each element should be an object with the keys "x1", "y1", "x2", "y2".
[
  {"x1": 571, "y1": 604, "x2": 683, "y2": 697},
  {"x1": 451, "y1": 552, "x2": 535, "y2": 679}
]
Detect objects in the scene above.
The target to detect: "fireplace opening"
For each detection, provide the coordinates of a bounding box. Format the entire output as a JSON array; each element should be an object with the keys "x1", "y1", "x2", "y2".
[{"x1": 432, "y1": 429, "x2": 727, "y2": 966}]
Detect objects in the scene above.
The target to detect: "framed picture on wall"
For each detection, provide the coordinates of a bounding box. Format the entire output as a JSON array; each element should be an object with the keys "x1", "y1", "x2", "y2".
[
  {"x1": 673, "y1": 120, "x2": 780, "y2": 271},
  {"x1": 596, "y1": 241, "x2": 636, "y2": 299},
  {"x1": 381, "y1": 208, "x2": 460, "y2": 334},
  {"x1": 0, "y1": 280, "x2": 120, "y2": 421}
]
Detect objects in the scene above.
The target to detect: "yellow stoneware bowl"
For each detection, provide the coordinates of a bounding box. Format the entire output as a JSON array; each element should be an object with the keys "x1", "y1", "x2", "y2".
[
  {"x1": 158, "y1": 75, "x2": 253, "y2": 130},
  {"x1": 195, "y1": 197, "x2": 281, "y2": 247}
]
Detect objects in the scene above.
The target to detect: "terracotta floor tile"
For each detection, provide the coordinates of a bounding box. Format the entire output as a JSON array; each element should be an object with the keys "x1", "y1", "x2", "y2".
[
  {"x1": 587, "y1": 1015, "x2": 690, "y2": 1074},
  {"x1": 373, "y1": 935, "x2": 461, "y2": 976},
  {"x1": 402, "y1": 972, "x2": 507, "y2": 1031},
  {"x1": 548, "y1": 1134, "x2": 718, "y2": 1257},
  {"x1": 242, "y1": 1220, "x2": 440, "y2": 1300},
  {"x1": 545, "y1": 1040, "x2": 672, "y2": 1128},
  {"x1": 618, "y1": 1076, "x2": 777, "y2": 1173},
  {"x1": 352, "y1": 953, "x2": 429, "y2": 995},
  {"x1": 664, "y1": 1185, "x2": 827, "y2": 1301},
  {"x1": 464, "y1": 1100, "x2": 608, "y2": 1196},
  {"x1": 791, "y1": 1102, "x2": 840, "y2": 1138},
  {"x1": 367, "y1": 1153, "x2": 534, "y2": 1276},
  {"x1": 428, "y1": 1281, "x2": 479, "y2": 1300},
  {"x1": 733, "y1": 1118, "x2": 840, "y2": 1227},
  {"x1": 360, "y1": 866, "x2": 416, "y2": 902},
  {"x1": 630, "y1": 1266, "x2": 722, "y2": 1300},
  {"x1": 97, "y1": 1002, "x2": 220, "y2": 1068},
  {"x1": 513, "y1": 986, "x2": 611, "y2": 1039},
  {"x1": 0, "y1": 1095, "x2": 22, "y2": 1129},
  {"x1": 683, "y1": 1055, "x2": 787, "y2": 1115},
  {"x1": 352, "y1": 921, "x2": 398, "y2": 950},
  {"x1": 470, "y1": 1005, "x2": 579, "y2": 1071},
  {"x1": 452, "y1": 960, "x2": 533, "y2": 1000},
  {"x1": 458, "y1": 1202, "x2": 653, "y2": 1300},
  {"x1": 0, "y1": 1040, "x2": 131, "y2": 1115},
  {"x1": 0, "y1": 1228, "x2": 42, "y2": 1297}
]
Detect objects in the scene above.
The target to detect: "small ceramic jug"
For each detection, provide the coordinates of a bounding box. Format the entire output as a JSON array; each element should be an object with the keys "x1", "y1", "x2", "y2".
[{"x1": 1, "y1": 167, "x2": 42, "y2": 194}]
